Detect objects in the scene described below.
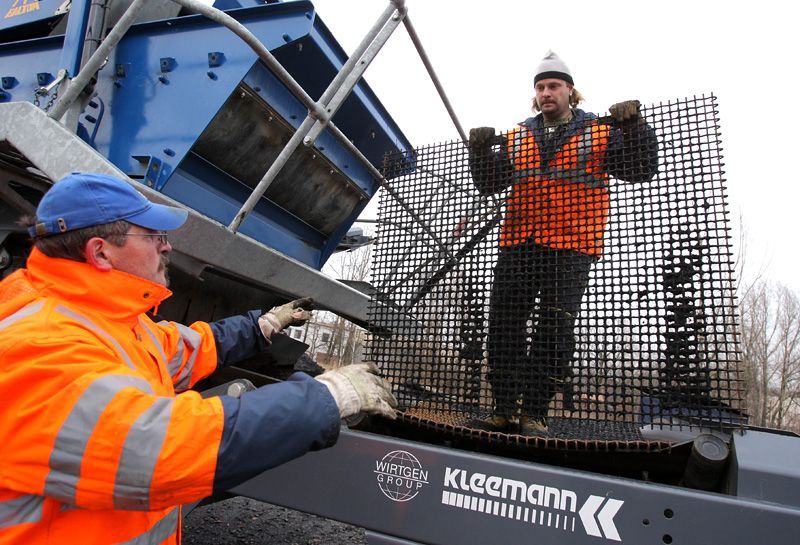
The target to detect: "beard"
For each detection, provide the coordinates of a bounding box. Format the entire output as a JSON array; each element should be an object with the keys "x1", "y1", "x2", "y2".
[{"x1": 159, "y1": 254, "x2": 170, "y2": 287}]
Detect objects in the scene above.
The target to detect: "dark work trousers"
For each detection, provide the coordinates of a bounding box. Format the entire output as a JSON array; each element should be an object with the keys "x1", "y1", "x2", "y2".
[{"x1": 487, "y1": 241, "x2": 595, "y2": 419}]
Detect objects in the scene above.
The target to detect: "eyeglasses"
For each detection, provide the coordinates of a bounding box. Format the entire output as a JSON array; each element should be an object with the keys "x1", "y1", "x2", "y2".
[{"x1": 125, "y1": 231, "x2": 168, "y2": 245}]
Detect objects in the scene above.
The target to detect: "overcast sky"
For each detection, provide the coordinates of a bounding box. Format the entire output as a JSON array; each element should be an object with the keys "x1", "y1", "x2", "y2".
[{"x1": 310, "y1": 0, "x2": 799, "y2": 292}]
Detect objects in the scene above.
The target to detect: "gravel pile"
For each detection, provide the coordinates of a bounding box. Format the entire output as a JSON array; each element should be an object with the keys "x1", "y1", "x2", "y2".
[{"x1": 183, "y1": 496, "x2": 366, "y2": 545}]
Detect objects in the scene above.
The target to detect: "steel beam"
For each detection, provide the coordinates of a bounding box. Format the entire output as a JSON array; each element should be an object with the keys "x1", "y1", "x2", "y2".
[
  {"x1": 232, "y1": 427, "x2": 800, "y2": 545},
  {"x1": 0, "y1": 101, "x2": 370, "y2": 323}
]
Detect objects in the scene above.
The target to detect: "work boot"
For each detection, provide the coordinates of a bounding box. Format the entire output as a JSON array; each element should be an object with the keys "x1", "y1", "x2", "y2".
[{"x1": 519, "y1": 416, "x2": 549, "y2": 436}]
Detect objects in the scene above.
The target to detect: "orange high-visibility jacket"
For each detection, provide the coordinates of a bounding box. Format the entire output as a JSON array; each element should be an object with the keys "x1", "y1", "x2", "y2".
[
  {"x1": 501, "y1": 119, "x2": 612, "y2": 255},
  {"x1": 0, "y1": 248, "x2": 224, "y2": 544}
]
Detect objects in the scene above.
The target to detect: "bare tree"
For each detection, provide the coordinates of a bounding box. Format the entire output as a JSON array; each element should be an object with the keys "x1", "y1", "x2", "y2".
[
  {"x1": 319, "y1": 241, "x2": 373, "y2": 368},
  {"x1": 739, "y1": 280, "x2": 800, "y2": 431}
]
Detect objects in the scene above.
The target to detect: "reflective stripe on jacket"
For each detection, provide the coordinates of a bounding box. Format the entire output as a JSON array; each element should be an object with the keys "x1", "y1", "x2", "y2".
[
  {"x1": 0, "y1": 248, "x2": 222, "y2": 544},
  {"x1": 501, "y1": 118, "x2": 611, "y2": 254},
  {"x1": 0, "y1": 249, "x2": 341, "y2": 544}
]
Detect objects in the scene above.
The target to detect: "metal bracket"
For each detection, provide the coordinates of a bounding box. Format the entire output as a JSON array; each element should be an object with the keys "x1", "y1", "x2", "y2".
[
  {"x1": 36, "y1": 69, "x2": 68, "y2": 96},
  {"x1": 130, "y1": 155, "x2": 163, "y2": 188}
]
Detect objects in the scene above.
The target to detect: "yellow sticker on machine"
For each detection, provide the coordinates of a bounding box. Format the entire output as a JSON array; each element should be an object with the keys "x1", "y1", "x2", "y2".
[{"x1": 5, "y1": 0, "x2": 40, "y2": 18}]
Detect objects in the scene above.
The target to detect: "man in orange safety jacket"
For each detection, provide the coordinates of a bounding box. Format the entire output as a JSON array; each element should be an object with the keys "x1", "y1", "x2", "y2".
[
  {"x1": 0, "y1": 172, "x2": 396, "y2": 544},
  {"x1": 468, "y1": 51, "x2": 658, "y2": 435}
]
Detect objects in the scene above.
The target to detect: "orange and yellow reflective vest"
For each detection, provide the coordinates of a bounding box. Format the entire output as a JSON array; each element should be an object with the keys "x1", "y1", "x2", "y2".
[
  {"x1": 501, "y1": 119, "x2": 612, "y2": 255},
  {"x1": 0, "y1": 248, "x2": 223, "y2": 544}
]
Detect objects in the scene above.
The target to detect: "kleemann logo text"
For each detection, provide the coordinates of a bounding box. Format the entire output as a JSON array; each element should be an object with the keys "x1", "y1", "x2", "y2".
[{"x1": 442, "y1": 467, "x2": 623, "y2": 542}]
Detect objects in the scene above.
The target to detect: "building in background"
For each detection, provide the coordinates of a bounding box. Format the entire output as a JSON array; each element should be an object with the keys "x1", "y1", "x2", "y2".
[{"x1": 289, "y1": 312, "x2": 366, "y2": 369}]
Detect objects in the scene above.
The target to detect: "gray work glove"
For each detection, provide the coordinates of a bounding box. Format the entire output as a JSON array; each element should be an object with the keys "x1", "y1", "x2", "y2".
[
  {"x1": 609, "y1": 100, "x2": 642, "y2": 123},
  {"x1": 258, "y1": 297, "x2": 314, "y2": 340},
  {"x1": 468, "y1": 127, "x2": 497, "y2": 151},
  {"x1": 315, "y1": 362, "x2": 398, "y2": 420}
]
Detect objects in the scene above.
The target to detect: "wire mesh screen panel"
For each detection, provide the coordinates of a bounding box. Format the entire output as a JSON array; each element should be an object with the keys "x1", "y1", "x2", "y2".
[{"x1": 368, "y1": 95, "x2": 744, "y2": 441}]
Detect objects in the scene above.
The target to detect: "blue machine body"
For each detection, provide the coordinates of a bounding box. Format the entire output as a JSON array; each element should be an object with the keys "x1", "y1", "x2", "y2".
[
  {"x1": 0, "y1": 0, "x2": 412, "y2": 268},
  {"x1": 0, "y1": 0, "x2": 65, "y2": 34}
]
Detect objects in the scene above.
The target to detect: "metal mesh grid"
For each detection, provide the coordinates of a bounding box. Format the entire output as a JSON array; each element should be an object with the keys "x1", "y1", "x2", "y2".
[{"x1": 368, "y1": 95, "x2": 744, "y2": 440}]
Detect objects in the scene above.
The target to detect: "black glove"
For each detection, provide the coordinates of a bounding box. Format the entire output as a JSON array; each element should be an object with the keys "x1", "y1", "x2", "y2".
[
  {"x1": 609, "y1": 100, "x2": 642, "y2": 124},
  {"x1": 468, "y1": 127, "x2": 496, "y2": 151}
]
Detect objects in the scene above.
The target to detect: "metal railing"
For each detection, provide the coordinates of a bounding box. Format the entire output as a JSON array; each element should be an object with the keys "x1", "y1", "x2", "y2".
[{"x1": 49, "y1": 0, "x2": 467, "y2": 258}]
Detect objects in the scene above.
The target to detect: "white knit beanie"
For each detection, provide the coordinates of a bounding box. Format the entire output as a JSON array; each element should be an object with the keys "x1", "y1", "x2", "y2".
[{"x1": 533, "y1": 50, "x2": 574, "y2": 85}]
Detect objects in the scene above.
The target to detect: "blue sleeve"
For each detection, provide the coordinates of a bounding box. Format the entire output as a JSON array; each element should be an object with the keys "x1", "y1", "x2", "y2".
[
  {"x1": 209, "y1": 309, "x2": 269, "y2": 367},
  {"x1": 213, "y1": 372, "x2": 341, "y2": 492}
]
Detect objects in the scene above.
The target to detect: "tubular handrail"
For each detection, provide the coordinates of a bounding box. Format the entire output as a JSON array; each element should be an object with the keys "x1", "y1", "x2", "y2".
[
  {"x1": 49, "y1": 0, "x2": 468, "y2": 259},
  {"x1": 401, "y1": 14, "x2": 467, "y2": 143},
  {"x1": 47, "y1": 0, "x2": 149, "y2": 122},
  {"x1": 227, "y1": 1, "x2": 404, "y2": 232}
]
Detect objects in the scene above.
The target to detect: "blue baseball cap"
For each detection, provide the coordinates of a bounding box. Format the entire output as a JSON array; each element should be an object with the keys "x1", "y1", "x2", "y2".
[{"x1": 29, "y1": 172, "x2": 188, "y2": 237}]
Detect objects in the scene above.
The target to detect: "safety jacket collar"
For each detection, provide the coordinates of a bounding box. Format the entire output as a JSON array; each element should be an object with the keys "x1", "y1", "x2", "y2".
[
  {"x1": 521, "y1": 108, "x2": 597, "y2": 132},
  {"x1": 517, "y1": 109, "x2": 602, "y2": 173},
  {"x1": 24, "y1": 247, "x2": 172, "y2": 324}
]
